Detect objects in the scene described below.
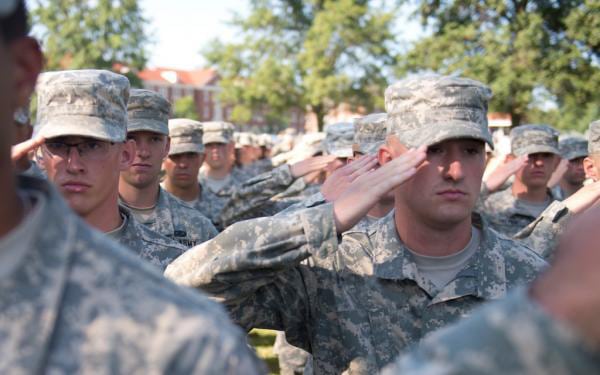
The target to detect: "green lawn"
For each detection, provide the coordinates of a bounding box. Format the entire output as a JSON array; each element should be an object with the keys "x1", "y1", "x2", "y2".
[{"x1": 249, "y1": 328, "x2": 280, "y2": 374}]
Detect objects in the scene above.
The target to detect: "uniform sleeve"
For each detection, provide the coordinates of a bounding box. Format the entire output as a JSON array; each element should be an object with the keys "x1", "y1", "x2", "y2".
[
  {"x1": 164, "y1": 204, "x2": 339, "y2": 349},
  {"x1": 218, "y1": 164, "x2": 297, "y2": 226},
  {"x1": 514, "y1": 200, "x2": 571, "y2": 259},
  {"x1": 382, "y1": 288, "x2": 600, "y2": 375}
]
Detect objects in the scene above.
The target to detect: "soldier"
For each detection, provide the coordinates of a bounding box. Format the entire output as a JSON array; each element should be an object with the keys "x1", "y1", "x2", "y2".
[
  {"x1": 165, "y1": 75, "x2": 547, "y2": 374},
  {"x1": 479, "y1": 124, "x2": 561, "y2": 236},
  {"x1": 36, "y1": 69, "x2": 186, "y2": 270},
  {"x1": 551, "y1": 135, "x2": 588, "y2": 199},
  {"x1": 0, "y1": 1, "x2": 263, "y2": 373},
  {"x1": 163, "y1": 119, "x2": 335, "y2": 228},
  {"x1": 119, "y1": 89, "x2": 217, "y2": 247},
  {"x1": 384, "y1": 205, "x2": 600, "y2": 374}
]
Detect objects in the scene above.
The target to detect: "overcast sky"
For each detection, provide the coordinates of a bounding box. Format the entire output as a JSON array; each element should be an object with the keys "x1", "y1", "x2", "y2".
[
  {"x1": 142, "y1": 1, "x2": 424, "y2": 71},
  {"x1": 142, "y1": 0, "x2": 248, "y2": 70}
]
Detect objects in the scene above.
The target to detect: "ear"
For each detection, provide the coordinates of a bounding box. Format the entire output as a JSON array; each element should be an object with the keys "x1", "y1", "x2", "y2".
[
  {"x1": 8, "y1": 37, "x2": 43, "y2": 109},
  {"x1": 119, "y1": 140, "x2": 136, "y2": 171},
  {"x1": 379, "y1": 134, "x2": 409, "y2": 166},
  {"x1": 584, "y1": 156, "x2": 598, "y2": 181}
]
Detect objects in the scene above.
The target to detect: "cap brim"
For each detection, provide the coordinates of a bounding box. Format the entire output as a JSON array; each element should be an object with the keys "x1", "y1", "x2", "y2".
[
  {"x1": 355, "y1": 141, "x2": 384, "y2": 155},
  {"x1": 37, "y1": 115, "x2": 126, "y2": 142},
  {"x1": 513, "y1": 145, "x2": 561, "y2": 157},
  {"x1": 169, "y1": 143, "x2": 204, "y2": 155},
  {"x1": 128, "y1": 118, "x2": 169, "y2": 135},
  {"x1": 203, "y1": 135, "x2": 229, "y2": 145},
  {"x1": 398, "y1": 120, "x2": 493, "y2": 149},
  {"x1": 564, "y1": 150, "x2": 588, "y2": 161}
]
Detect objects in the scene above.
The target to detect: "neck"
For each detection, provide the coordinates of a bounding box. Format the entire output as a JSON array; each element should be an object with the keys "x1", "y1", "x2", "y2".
[
  {"x1": 0, "y1": 161, "x2": 24, "y2": 238},
  {"x1": 512, "y1": 179, "x2": 548, "y2": 202},
  {"x1": 118, "y1": 178, "x2": 160, "y2": 208},
  {"x1": 367, "y1": 200, "x2": 394, "y2": 218},
  {"x1": 205, "y1": 165, "x2": 230, "y2": 180},
  {"x1": 394, "y1": 209, "x2": 472, "y2": 257},
  {"x1": 82, "y1": 192, "x2": 123, "y2": 233},
  {"x1": 164, "y1": 179, "x2": 201, "y2": 202},
  {"x1": 559, "y1": 179, "x2": 582, "y2": 198}
]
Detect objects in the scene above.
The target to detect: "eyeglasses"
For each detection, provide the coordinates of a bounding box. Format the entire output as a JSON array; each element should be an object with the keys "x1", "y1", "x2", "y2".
[{"x1": 42, "y1": 140, "x2": 116, "y2": 162}]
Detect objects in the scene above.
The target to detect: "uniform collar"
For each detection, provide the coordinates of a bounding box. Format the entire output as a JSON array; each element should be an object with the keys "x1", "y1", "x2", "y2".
[{"x1": 371, "y1": 210, "x2": 507, "y2": 301}]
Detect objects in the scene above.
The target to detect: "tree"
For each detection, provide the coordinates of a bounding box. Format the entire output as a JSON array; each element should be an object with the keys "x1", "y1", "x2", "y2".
[
  {"x1": 173, "y1": 96, "x2": 200, "y2": 121},
  {"x1": 398, "y1": 0, "x2": 600, "y2": 131},
  {"x1": 204, "y1": 0, "x2": 398, "y2": 130},
  {"x1": 31, "y1": 0, "x2": 149, "y2": 85}
]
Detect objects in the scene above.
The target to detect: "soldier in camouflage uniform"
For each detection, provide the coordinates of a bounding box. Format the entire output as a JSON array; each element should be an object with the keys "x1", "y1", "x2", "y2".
[
  {"x1": 35, "y1": 69, "x2": 186, "y2": 270},
  {"x1": 479, "y1": 124, "x2": 561, "y2": 236},
  {"x1": 162, "y1": 119, "x2": 335, "y2": 228},
  {"x1": 385, "y1": 205, "x2": 600, "y2": 375},
  {"x1": 0, "y1": 2, "x2": 264, "y2": 373},
  {"x1": 166, "y1": 75, "x2": 547, "y2": 374},
  {"x1": 119, "y1": 89, "x2": 217, "y2": 247},
  {"x1": 551, "y1": 135, "x2": 588, "y2": 200}
]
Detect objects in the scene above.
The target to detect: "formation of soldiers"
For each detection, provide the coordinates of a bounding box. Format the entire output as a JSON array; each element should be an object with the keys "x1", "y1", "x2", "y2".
[{"x1": 2, "y1": 1, "x2": 600, "y2": 374}]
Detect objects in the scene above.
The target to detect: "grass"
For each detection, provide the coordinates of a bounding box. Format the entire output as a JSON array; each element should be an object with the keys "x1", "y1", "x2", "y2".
[{"x1": 249, "y1": 328, "x2": 280, "y2": 375}]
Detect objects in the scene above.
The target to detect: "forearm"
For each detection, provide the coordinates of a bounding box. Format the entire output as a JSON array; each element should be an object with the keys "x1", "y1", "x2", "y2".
[
  {"x1": 514, "y1": 200, "x2": 571, "y2": 259},
  {"x1": 218, "y1": 164, "x2": 297, "y2": 225}
]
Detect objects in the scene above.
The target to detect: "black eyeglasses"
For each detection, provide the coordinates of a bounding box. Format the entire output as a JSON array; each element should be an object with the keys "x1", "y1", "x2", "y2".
[{"x1": 42, "y1": 140, "x2": 116, "y2": 162}]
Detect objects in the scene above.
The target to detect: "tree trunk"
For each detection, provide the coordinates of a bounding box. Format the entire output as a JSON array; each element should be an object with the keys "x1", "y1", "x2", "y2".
[{"x1": 314, "y1": 104, "x2": 325, "y2": 132}]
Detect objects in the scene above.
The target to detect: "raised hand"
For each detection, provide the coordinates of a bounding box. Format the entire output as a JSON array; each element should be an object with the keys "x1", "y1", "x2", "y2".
[
  {"x1": 484, "y1": 154, "x2": 528, "y2": 192},
  {"x1": 11, "y1": 136, "x2": 44, "y2": 164},
  {"x1": 332, "y1": 146, "x2": 427, "y2": 232},
  {"x1": 289, "y1": 155, "x2": 338, "y2": 178},
  {"x1": 321, "y1": 155, "x2": 378, "y2": 202}
]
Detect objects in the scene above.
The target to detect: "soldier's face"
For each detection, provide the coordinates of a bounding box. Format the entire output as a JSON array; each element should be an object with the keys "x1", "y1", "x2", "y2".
[
  {"x1": 163, "y1": 152, "x2": 204, "y2": 189},
  {"x1": 120, "y1": 131, "x2": 170, "y2": 189},
  {"x1": 563, "y1": 156, "x2": 586, "y2": 185},
  {"x1": 516, "y1": 152, "x2": 559, "y2": 188},
  {"x1": 205, "y1": 142, "x2": 230, "y2": 168},
  {"x1": 238, "y1": 145, "x2": 254, "y2": 165},
  {"x1": 386, "y1": 136, "x2": 485, "y2": 227},
  {"x1": 41, "y1": 136, "x2": 135, "y2": 217}
]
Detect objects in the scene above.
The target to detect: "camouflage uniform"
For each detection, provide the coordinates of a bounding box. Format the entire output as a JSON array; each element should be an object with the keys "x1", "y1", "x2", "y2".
[
  {"x1": 122, "y1": 188, "x2": 218, "y2": 248},
  {"x1": 382, "y1": 288, "x2": 600, "y2": 374},
  {"x1": 36, "y1": 70, "x2": 188, "y2": 271},
  {"x1": 0, "y1": 175, "x2": 263, "y2": 374},
  {"x1": 165, "y1": 204, "x2": 546, "y2": 374},
  {"x1": 123, "y1": 90, "x2": 218, "y2": 247},
  {"x1": 479, "y1": 124, "x2": 561, "y2": 236},
  {"x1": 108, "y1": 205, "x2": 187, "y2": 270}
]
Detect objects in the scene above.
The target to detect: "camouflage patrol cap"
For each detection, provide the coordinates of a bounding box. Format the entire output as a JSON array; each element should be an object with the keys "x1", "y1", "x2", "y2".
[
  {"x1": 36, "y1": 69, "x2": 129, "y2": 142},
  {"x1": 324, "y1": 122, "x2": 354, "y2": 158},
  {"x1": 353, "y1": 113, "x2": 387, "y2": 155},
  {"x1": 127, "y1": 89, "x2": 171, "y2": 135},
  {"x1": 510, "y1": 124, "x2": 560, "y2": 157},
  {"x1": 168, "y1": 119, "x2": 204, "y2": 155},
  {"x1": 559, "y1": 135, "x2": 587, "y2": 161},
  {"x1": 235, "y1": 132, "x2": 253, "y2": 148},
  {"x1": 202, "y1": 121, "x2": 234, "y2": 145},
  {"x1": 385, "y1": 75, "x2": 493, "y2": 148},
  {"x1": 588, "y1": 120, "x2": 600, "y2": 155},
  {"x1": 13, "y1": 105, "x2": 29, "y2": 126}
]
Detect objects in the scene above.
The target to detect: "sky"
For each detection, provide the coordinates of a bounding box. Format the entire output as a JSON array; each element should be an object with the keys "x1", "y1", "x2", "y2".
[
  {"x1": 142, "y1": 0, "x2": 249, "y2": 70},
  {"x1": 142, "y1": 0, "x2": 426, "y2": 71}
]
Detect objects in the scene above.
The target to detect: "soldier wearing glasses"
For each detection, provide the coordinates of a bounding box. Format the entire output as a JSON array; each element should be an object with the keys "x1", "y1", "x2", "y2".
[{"x1": 36, "y1": 69, "x2": 187, "y2": 270}]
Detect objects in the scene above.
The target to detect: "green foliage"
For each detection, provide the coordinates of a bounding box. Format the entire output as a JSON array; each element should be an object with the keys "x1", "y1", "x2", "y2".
[
  {"x1": 31, "y1": 0, "x2": 149, "y2": 84},
  {"x1": 173, "y1": 96, "x2": 199, "y2": 121},
  {"x1": 399, "y1": 0, "x2": 600, "y2": 131},
  {"x1": 204, "y1": 0, "x2": 398, "y2": 130}
]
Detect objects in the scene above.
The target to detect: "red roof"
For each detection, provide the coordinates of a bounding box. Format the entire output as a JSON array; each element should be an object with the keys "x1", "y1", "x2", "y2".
[{"x1": 137, "y1": 67, "x2": 218, "y2": 86}]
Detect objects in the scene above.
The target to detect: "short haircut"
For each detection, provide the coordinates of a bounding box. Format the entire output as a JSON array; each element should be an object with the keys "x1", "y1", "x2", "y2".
[{"x1": 0, "y1": 1, "x2": 28, "y2": 43}]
